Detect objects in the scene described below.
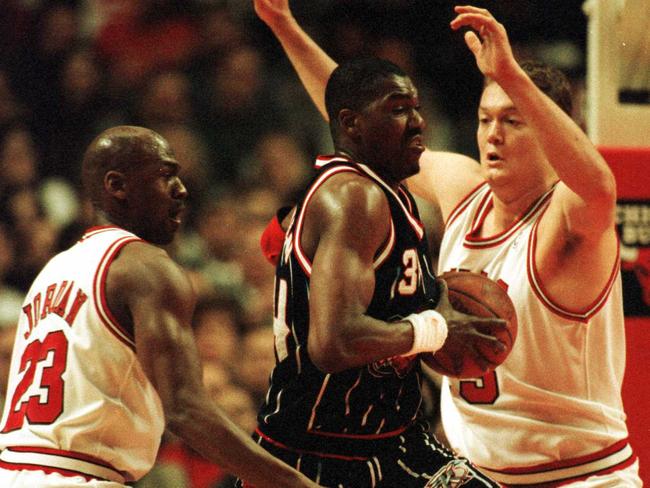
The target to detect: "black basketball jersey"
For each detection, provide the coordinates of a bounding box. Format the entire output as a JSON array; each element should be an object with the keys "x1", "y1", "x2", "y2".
[{"x1": 256, "y1": 155, "x2": 438, "y2": 456}]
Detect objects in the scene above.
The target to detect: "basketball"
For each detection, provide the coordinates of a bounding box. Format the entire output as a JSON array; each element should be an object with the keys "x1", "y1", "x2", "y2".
[{"x1": 422, "y1": 271, "x2": 518, "y2": 378}]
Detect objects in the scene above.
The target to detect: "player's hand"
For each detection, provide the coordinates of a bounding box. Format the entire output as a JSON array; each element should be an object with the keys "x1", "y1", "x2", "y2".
[
  {"x1": 253, "y1": 0, "x2": 293, "y2": 30},
  {"x1": 435, "y1": 278, "x2": 508, "y2": 375},
  {"x1": 450, "y1": 5, "x2": 519, "y2": 83}
]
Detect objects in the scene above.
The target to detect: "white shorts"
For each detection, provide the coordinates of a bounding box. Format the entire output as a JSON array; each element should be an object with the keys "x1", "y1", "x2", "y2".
[
  {"x1": 562, "y1": 459, "x2": 642, "y2": 487},
  {"x1": 0, "y1": 468, "x2": 127, "y2": 488}
]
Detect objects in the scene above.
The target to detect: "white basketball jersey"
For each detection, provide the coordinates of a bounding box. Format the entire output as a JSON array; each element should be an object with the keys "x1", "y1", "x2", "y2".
[
  {"x1": 0, "y1": 226, "x2": 165, "y2": 484},
  {"x1": 437, "y1": 183, "x2": 637, "y2": 485}
]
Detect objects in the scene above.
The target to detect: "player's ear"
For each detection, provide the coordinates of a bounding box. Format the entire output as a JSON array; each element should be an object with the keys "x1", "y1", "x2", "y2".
[
  {"x1": 104, "y1": 170, "x2": 127, "y2": 200},
  {"x1": 339, "y1": 108, "x2": 361, "y2": 140}
]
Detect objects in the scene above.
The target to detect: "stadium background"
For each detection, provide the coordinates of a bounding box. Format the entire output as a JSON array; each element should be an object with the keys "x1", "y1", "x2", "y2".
[{"x1": 0, "y1": 1, "x2": 647, "y2": 486}]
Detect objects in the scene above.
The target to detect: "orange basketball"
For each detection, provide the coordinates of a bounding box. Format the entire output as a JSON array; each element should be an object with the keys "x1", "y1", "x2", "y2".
[{"x1": 422, "y1": 271, "x2": 518, "y2": 378}]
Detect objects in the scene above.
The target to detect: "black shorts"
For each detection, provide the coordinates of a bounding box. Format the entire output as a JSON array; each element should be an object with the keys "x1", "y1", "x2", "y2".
[{"x1": 237, "y1": 427, "x2": 499, "y2": 487}]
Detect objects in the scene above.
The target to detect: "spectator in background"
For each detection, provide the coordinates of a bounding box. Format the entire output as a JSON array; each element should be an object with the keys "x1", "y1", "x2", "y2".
[
  {"x1": 249, "y1": 131, "x2": 311, "y2": 203},
  {"x1": 192, "y1": 298, "x2": 242, "y2": 368},
  {"x1": 234, "y1": 326, "x2": 276, "y2": 407},
  {"x1": 94, "y1": 0, "x2": 200, "y2": 93},
  {"x1": 0, "y1": 125, "x2": 67, "y2": 293},
  {"x1": 195, "y1": 44, "x2": 286, "y2": 187},
  {"x1": 0, "y1": 70, "x2": 27, "y2": 131},
  {"x1": 38, "y1": 45, "x2": 117, "y2": 184},
  {"x1": 136, "y1": 70, "x2": 197, "y2": 129},
  {"x1": 157, "y1": 123, "x2": 213, "y2": 210},
  {"x1": 178, "y1": 195, "x2": 248, "y2": 302},
  {"x1": 5, "y1": 2, "x2": 79, "y2": 109},
  {"x1": 0, "y1": 225, "x2": 22, "y2": 330},
  {"x1": 191, "y1": 4, "x2": 247, "y2": 77},
  {"x1": 0, "y1": 124, "x2": 38, "y2": 194}
]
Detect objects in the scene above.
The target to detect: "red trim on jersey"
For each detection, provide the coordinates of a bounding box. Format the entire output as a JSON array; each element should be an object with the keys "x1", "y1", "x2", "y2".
[
  {"x1": 93, "y1": 235, "x2": 141, "y2": 349},
  {"x1": 255, "y1": 428, "x2": 373, "y2": 461},
  {"x1": 444, "y1": 182, "x2": 489, "y2": 229},
  {"x1": 468, "y1": 188, "x2": 493, "y2": 236},
  {"x1": 497, "y1": 439, "x2": 630, "y2": 473},
  {"x1": 356, "y1": 163, "x2": 424, "y2": 240},
  {"x1": 314, "y1": 155, "x2": 352, "y2": 169},
  {"x1": 7, "y1": 446, "x2": 116, "y2": 469},
  {"x1": 463, "y1": 185, "x2": 554, "y2": 249},
  {"x1": 295, "y1": 156, "x2": 425, "y2": 276},
  {"x1": 527, "y1": 212, "x2": 621, "y2": 323},
  {"x1": 398, "y1": 187, "x2": 414, "y2": 213},
  {"x1": 373, "y1": 218, "x2": 395, "y2": 270},
  {"x1": 308, "y1": 424, "x2": 409, "y2": 440},
  {"x1": 293, "y1": 165, "x2": 362, "y2": 277},
  {"x1": 0, "y1": 446, "x2": 128, "y2": 483},
  {"x1": 316, "y1": 155, "x2": 425, "y2": 239},
  {"x1": 484, "y1": 439, "x2": 636, "y2": 486},
  {"x1": 80, "y1": 225, "x2": 126, "y2": 241},
  {"x1": 0, "y1": 460, "x2": 102, "y2": 482}
]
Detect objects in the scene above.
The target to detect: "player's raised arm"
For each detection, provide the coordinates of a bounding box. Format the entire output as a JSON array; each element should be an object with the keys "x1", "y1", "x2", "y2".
[
  {"x1": 253, "y1": 0, "x2": 482, "y2": 221},
  {"x1": 451, "y1": 5, "x2": 616, "y2": 236},
  {"x1": 110, "y1": 242, "x2": 321, "y2": 488},
  {"x1": 254, "y1": 0, "x2": 335, "y2": 120}
]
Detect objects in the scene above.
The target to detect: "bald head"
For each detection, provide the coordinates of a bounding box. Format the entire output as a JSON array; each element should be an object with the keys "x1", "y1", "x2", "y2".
[{"x1": 81, "y1": 125, "x2": 166, "y2": 207}]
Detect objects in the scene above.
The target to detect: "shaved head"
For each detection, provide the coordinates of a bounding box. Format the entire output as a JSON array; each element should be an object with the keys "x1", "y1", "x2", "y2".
[
  {"x1": 80, "y1": 125, "x2": 186, "y2": 244},
  {"x1": 81, "y1": 126, "x2": 166, "y2": 208}
]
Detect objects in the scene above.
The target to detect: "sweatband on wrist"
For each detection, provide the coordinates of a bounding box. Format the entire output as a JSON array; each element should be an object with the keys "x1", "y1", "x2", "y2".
[{"x1": 403, "y1": 310, "x2": 448, "y2": 356}]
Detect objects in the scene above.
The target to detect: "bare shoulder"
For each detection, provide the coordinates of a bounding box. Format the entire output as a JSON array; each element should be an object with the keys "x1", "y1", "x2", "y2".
[
  {"x1": 301, "y1": 171, "x2": 390, "y2": 259},
  {"x1": 312, "y1": 171, "x2": 389, "y2": 222},
  {"x1": 109, "y1": 241, "x2": 193, "y2": 302},
  {"x1": 408, "y1": 149, "x2": 484, "y2": 222}
]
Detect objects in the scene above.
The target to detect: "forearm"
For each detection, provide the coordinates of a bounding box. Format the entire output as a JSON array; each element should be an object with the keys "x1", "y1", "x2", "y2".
[
  {"x1": 499, "y1": 67, "x2": 615, "y2": 202},
  {"x1": 168, "y1": 397, "x2": 306, "y2": 488},
  {"x1": 310, "y1": 314, "x2": 415, "y2": 372},
  {"x1": 265, "y1": 14, "x2": 336, "y2": 120}
]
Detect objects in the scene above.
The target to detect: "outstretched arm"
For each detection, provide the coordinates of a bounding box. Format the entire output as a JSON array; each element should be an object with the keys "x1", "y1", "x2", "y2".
[
  {"x1": 109, "y1": 242, "x2": 321, "y2": 488},
  {"x1": 451, "y1": 5, "x2": 618, "y2": 310},
  {"x1": 451, "y1": 5, "x2": 616, "y2": 236},
  {"x1": 254, "y1": 0, "x2": 335, "y2": 120},
  {"x1": 253, "y1": 0, "x2": 482, "y2": 220}
]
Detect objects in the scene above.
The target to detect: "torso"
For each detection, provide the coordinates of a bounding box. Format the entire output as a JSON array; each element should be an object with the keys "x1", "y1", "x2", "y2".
[
  {"x1": 437, "y1": 183, "x2": 633, "y2": 484},
  {"x1": 0, "y1": 226, "x2": 165, "y2": 482},
  {"x1": 257, "y1": 156, "x2": 437, "y2": 456}
]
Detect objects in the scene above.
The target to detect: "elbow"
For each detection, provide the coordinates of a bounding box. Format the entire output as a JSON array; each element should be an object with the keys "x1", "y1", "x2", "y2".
[
  {"x1": 308, "y1": 334, "x2": 359, "y2": 374},
  {"x1": 596, "y1": 167, "x2": 617, "y2": 201},
  {"x1": 308, "y1": 342, "x2": 349, "y2": 374},
  {"x1": 591, "y1": 169, "x2": 617, "y2": 216},
  {"x1": 165, "y1": 403, "x2": 193, "y2": 434},
  {"x1": 162, "y1": 387, "x2": 202, "y2": 430}
]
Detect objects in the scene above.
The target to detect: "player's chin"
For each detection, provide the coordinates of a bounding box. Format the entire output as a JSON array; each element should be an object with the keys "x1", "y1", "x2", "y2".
[
  {"x1": 404, "y1": 156, "x2": 421, "y2": 178},
  {"x1": 146, "y1": 224, "x2": 178, "y2": 245}
]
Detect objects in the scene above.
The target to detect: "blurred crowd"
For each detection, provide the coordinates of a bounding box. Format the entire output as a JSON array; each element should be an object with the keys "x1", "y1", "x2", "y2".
[{"x1": 0, "y1": 1, "x2": 586, "y2": 486}]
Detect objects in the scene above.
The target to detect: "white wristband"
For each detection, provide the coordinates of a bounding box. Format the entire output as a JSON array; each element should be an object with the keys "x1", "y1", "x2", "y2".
[{"x1": 403, "y1": 310, "x2": 448, "y2": 356}]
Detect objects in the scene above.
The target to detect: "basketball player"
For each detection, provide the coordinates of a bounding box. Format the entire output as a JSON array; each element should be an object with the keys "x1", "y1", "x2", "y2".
[
  {"x1": 253, "y1": 1, "x2": 642, "y2": 485},
  {"x1": 0, "y1": 126, "x2": 321, "y2": 488},
  {"x1": 245, "y1": 56, "x2": 506, "y2": 487}
]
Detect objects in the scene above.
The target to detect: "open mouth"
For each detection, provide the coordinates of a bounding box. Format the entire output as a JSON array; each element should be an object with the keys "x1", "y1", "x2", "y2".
[
  {"x1": 170, "y1": 206, "x2": 185, "y2": 224},
  {"x1": 486, "y1": 151, "x2": 502, "y2": 162},
  {"x1": 408, "y1": 135, "x2": 425, "y2": 152}
]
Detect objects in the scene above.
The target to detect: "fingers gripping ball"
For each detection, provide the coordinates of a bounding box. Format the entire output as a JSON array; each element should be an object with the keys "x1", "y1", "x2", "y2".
[{"x1": 424, "y1": 271, "x2": 518, "y2": 378}]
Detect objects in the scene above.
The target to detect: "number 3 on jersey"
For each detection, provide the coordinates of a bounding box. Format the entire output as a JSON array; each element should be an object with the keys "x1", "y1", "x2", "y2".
[
  {"x1": 398, "y1": 249, "x2": 419, "y2": 295},
  {"x1": 2, "y1": 330, "x2": 68, "y2": 432}
]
